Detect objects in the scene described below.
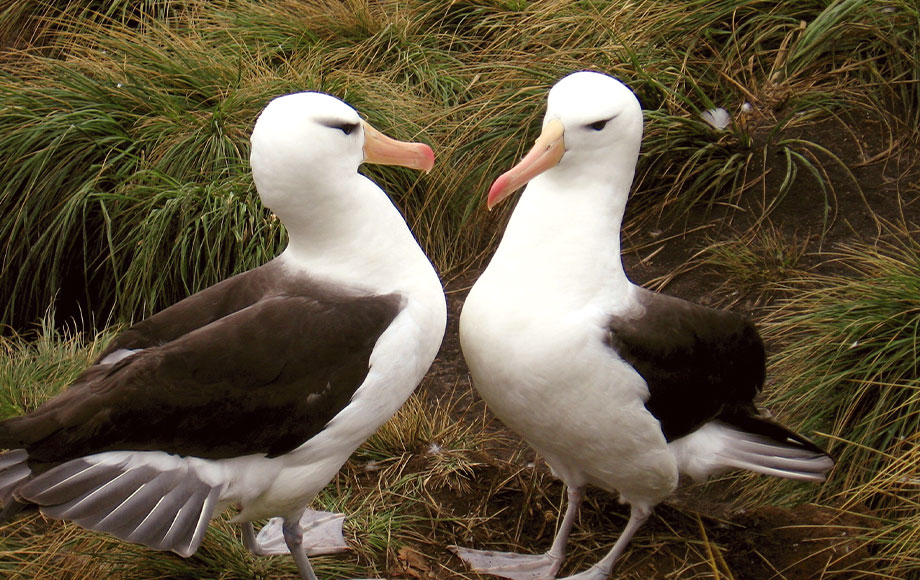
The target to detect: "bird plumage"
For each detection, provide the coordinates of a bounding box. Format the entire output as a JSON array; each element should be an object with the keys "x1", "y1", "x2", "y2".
[
  {"x1": 454, "y1": 71, "x2": 832, "y2": 580},
  {"x1": 0, "y1": 91, "x2": 446, "y2": 580},
  {"x1": 0, "y1": 262, "x2": 403, "y2": 466}
]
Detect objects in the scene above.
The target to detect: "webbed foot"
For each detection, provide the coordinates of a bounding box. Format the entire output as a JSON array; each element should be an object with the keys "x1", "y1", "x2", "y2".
[
  {"x1": 450, "y1": 546, "x2": 561, "y2": 580},
  {"x1": 248, "y1": 510, "x2": 349, "y2": 556}
]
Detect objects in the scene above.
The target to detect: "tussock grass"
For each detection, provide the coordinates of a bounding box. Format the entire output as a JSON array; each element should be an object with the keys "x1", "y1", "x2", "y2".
[
  {"x1": 0, "y1": 18, "x2": 291, "y2": 326},
  {"x1": 764, "y1": 228, "x2": 920, "y2": 500},
  {"x1": 1, "y1": 0, "x2": 918, "y2": 329},
  {"x1": 1, "y1": 1, "x2": 919, "y2": 578},
  {"x1": 0, "y1": 316, "x2": 114, "y2": 417},
  {"x1": 4, "y1": 0, "x2": 192, "y2": 35},
  {"x1": 697, "y1": 222, "x2": 810, "y2": 305},
  {"x1": 744, "y1": 222, "x2": 920, "y2": 578}
]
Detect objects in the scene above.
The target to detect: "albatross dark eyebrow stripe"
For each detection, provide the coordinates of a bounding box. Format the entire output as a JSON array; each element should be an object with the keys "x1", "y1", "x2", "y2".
[
  {"x1": 588, "y1": 119, "x2": 610, "y2": 131},
  {"x1": 317, "y1": 118, "x2": 361, "y2": 135},
  {"x1": 587, "y1": 114, "x2": 618, "y2": 131}
]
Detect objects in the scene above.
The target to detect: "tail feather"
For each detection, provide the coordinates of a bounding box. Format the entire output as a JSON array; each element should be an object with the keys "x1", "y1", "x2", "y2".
[
  {"x1": 34, "y1": 464, "x2": 160, "y2": 522},
  {"x1": 671, "y1": 419, "x2": 834, "y2": 483},
  {"x1": 0, "y1": 450, "x2": 33, "y2": 524},
  {"x1": 158, "y1": 483, "x2": 222, "y2": 557},
  {"x1": 93, "y1": 469, "x2": 184, "y2": 535},
  {"x1": 720, "y1": 410, "x2": 830, "y2": 457},
  {"x1": 716, "y1": 431, "x2": 834, "y2": 482},
  {"x1": 729, "y1": 432, "x2": 828, "y2": 459},
  {"x1": 18, "y1": 459, "x2": 118, "y2": 505}
]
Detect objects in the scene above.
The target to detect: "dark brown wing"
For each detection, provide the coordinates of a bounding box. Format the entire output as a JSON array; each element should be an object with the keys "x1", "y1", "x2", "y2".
[
  {"x1": 97, "y1": 260, "x2": 292, "y2": 359},
  {"x1": 3, "y1": 289, "x2": 402, "y2": 467},
  {"x1": 606, "y1": 288, "x2": 765, "y2": 441}
]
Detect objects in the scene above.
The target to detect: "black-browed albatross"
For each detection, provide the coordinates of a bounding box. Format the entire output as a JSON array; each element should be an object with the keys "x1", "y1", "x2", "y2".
[
  {"x1": 0, "y1": 91, "x2": 447, "y2": 580},
  {"x1": 452, "y1": 71, "x2": 833, "y2": 580}
]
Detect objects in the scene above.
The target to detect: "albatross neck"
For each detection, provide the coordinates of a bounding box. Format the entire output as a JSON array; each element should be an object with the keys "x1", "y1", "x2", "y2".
[
  {"x1": 271, "y1": 173, "x2": 432, "y2": 293},
  {"x1": 487, "y1": 169, "x2": 634, "y2": 303}
]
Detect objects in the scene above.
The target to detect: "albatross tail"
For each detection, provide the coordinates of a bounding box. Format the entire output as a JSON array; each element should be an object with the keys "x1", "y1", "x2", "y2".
[{"x1": 670, "y1": 418, "x2": 834, "y2": 483}]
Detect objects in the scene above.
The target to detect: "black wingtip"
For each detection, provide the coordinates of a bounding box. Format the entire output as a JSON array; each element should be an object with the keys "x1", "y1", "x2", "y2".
[{"x1": 721, "y1": 409, "x2": 833, "y2": 460}]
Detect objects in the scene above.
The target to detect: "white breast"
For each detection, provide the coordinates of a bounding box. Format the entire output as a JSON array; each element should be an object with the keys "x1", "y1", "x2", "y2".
[{"x1": 460, "y1": 178, "x2": 678, "y2": 507}]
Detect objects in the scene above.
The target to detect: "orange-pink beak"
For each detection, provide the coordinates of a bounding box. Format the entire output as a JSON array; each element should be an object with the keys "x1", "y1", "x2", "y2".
[
  {"x1": 487, "y1": 119, "x2": 565, "y2": 210},
  {"x1": 362, "y1": 121, "x2": 435, "y2": 173}
]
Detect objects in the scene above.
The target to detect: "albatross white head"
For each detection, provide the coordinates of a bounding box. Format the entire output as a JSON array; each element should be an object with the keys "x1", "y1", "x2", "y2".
[
  {"x1": 250, "y1": 91, "x2": 433, "y2": 218},
  {"x1": 247, "y1": 92, "x2": 436, "y2": 284},
  {"x1": 487, "y1": 71, "x2": 643, "y2": 210}
]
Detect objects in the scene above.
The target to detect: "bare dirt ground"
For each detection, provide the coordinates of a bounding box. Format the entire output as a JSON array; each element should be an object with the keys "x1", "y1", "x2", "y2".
[{"x1": 404, "y1": 112, "x2": 918, "y2": 579}]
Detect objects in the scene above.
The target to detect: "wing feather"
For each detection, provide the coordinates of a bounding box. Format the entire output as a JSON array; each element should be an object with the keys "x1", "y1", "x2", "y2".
[
  {"x1": 20, "y1": 456, "x2": 224, "y2": 557},
  {"x1": 5, "y1": 281, "x2": 402, "y2": 466},
  {"x1": 606, "y1": 288, "x2": 765, "y2": 441},
  {"x1": 96, "y1": 261, "x2": 289, "y2": 359}
]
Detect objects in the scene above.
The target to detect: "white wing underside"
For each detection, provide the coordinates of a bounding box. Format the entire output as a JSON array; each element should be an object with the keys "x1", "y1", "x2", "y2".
[{"x1": 14, "y1": 451, "x2": 226, "y2": 557}]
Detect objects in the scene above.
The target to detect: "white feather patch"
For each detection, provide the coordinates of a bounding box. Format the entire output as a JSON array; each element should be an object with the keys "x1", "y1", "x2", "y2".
[
  {"x1": 19, "y1": 452, "x2": 226, "y2": 557},
  {"x1": 669, "y1": 421, "x2": 833, "y2": 482},
  {"x1": 701, "y1": 108, "x2": 731, "y2": 130}
]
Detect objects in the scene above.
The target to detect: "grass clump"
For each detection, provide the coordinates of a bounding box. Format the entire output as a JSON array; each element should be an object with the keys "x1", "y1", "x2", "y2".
[
  {"x1": 751, "y1": 224, "x2": 920, "y2": 578},
  {"x1": 2, "y1": 0, "x2": 919, "y2": 331},
  {"x1": 699, "y1": 222, "x2": 810, "y2": 304},
  {"x1": 0, "y1": 317, "x2": 114, "y2": 417},
  {"x1": 0, "y1": 14, "x2": 309, "y2": 327},
  {"x1": 765, "y1": 230, "x2": 920, "y2": 498},
  {"x1": 0, "y1": 0, "x2": 188, "y2": 49}
]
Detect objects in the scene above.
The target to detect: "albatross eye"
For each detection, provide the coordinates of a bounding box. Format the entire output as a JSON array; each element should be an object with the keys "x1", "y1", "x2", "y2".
[
  {"x1": 587, "y1": 119, "x2": 609, "y2": 131},
  {"x1": 335, "y1": 122, "x2": 360, "y2": 136}
]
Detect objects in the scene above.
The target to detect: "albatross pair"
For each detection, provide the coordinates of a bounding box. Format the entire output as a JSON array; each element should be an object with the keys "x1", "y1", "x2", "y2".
[
  {"x1": 0, "y1": 72, "x2": 833, "y2": 580},
  {"x1": 0, "y1": 92, "x2": 446, "y2": 580},
  {"x1": 453, "y1": 71, "x2": 834, "y2": 579}
]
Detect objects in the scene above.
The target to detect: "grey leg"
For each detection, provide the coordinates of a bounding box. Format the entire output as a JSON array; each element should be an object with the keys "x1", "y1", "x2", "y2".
[
  {"x1": 559, "y1": 504, "x2": 651, "y2": 580},
  {"x1": 546, "y1": 486, "x2": 584, "y2": 562},
  {"x1": 242, "y1": 521, "x2": 268, "y2": 556},
  {"x1": 451, "y1": 485, "x2": 585, "y2": 580},
  {"x1": 282, "y1": 516, "x2": 320, "y2": 580}
]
